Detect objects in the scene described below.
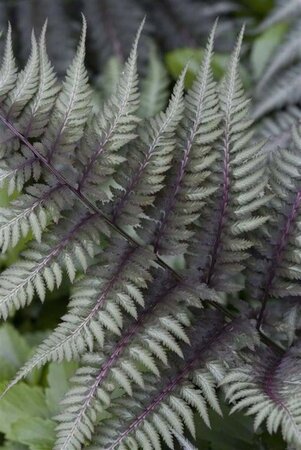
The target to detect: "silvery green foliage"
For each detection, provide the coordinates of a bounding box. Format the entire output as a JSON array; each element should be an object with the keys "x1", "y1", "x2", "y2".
[
  {"x1": 222, "y1": 345, "x2": 301, "y2": 448},
  {"x1": 0, "y1": 19, "x2": 299, "y2": 450},
  {"x1": 257, "y1": 106, "x2": 301, "y2": 155},
  {"x1": 254, "y1": 0, "x2": 301, "y2": 119}
]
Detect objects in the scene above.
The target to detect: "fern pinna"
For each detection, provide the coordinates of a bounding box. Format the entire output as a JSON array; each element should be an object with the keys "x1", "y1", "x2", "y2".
[{"x1": 0, "y1": 17, "x2": 300, "y2": 450}]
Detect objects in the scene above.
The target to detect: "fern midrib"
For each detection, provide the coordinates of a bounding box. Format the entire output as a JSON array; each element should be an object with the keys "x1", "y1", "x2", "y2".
[
  {"x1": 0, "y1": 211, "x2": 96, "y2": 311},
  {"x1": 24, "y1": 47, "x2": 57, "y2": 138},
  {"x1": 0, "y1": 182, "x2": 63, "y2": 231},
  {"x1": 202, "y1": 41, "x2": 238, "y2": 286},
  {"x1": 57, "y1": 244, "x2": 137, "y2": 343},
  {"x1": 77, "y1": 71, "x2": 135, "y2": 192},
  {"x1": 0, "y1": 156, "x2": 36, "y2": 184},
  {"x1": 61, "y1": 281, "x2": 179, "y2": 448},
  {"x1": 0, "y1": 112, "x2": 286, "y2": 357},
  {"x1": 12, "y1": 248, "x2": 134, "y2": 386},
  {"x1": 107, "y1": 321, "x2": 230, "y2": 450},
  {"x1": 46, "y1": 37, "x2": 86, "y2": 162},
  {"x1": 257, "y1": 190, "x2": 301, "y2": 328},
  {"x1": 153, "y1": 55, "x2": 212, "y2": 252},
  {"x1": 6, "y1": 41, "x2": 38, "y2": 120},
  {"x1": 263, "y1": 354, "x2": 285, "y2": 406},
  {"x1": 153, "y1": 122, "x2": 198, "y2": 253},
  {"x1": 262, "y1": 351, "x2": 301, "y2": 438},
  {"x1": 111, "y1": 150, "x2": 152, "y2": 222},
  {"x1": 111, "y1": 93, "x2": 182, "y2": 222},
  {"x1": 77, "y1": 97, "x2": 130, "y2": 191},
  {"x1": 205, "y1": 123, "x2": 230, "y2": 286}
]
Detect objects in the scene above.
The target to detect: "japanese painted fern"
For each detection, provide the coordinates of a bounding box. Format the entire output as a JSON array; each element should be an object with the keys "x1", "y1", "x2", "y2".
[{"x1": 0, "y1": 18, "x2": 300, "y2": 450}]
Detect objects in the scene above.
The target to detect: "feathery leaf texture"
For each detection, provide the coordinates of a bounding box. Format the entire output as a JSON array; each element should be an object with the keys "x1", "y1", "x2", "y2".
[
  {"x1": 254, "y1": 0, "x2": 301, "y2": 119},
  {"x1": 0, "y1": 20, "x2": 299, "y2": 450},
  {"x1": 223, "y1": 345, "x2": 301, "y2": 446},
  {"x1": 87, "y1": 315, "x2": 255, "y2": 450},
  {"x1": 247, "y1": 124, "x2": 301, "y2": 328},
  {"x1": 185, "y1": 28, "x2": 269, "y2": 294}
]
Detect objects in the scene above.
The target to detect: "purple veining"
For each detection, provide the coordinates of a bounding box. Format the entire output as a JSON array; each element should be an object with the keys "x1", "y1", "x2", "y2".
[
  {"x1": 2, "y1": 156, "x2": 37, "y2": 182},
  {"x1": 153, "y1": 130, "x2": 192, "y2": 253},
  {"x1": 13, "y1": 183, "x2": 64, "y2": 220},
  {"x1": 111, "y1": 152, "x2": 152, "y2": 222},
  {"x1": 77, "y1": 142, "x2": 107, "y2": 192},
  {"x1": 203, "y1": 126, "x2": 230, "y2": 286},
  {"x1": 260, "y1": 349, "x2": 298, "y2": 432},
  {"x1": 257, "y1": 191, "x2": 301, "y2": 328},
  {"x1": 1, "y1": 212, "x2": 98, "y2": 310},
  {"x1": 111, "y1": 114, "x2": 174, "y2": 223},
  {"x1": 107, "y1": 321, "x2": 231, "y2": 449},
  {"x1": 61, "y1": 281, "x2": 178, "y2": 449},
  {"x1": 262, "y1": 353, "x2": 284, "y2": 407}
]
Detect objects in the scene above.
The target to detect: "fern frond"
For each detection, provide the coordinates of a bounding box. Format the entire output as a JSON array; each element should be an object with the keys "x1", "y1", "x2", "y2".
[
  {"x1": 0, "y1": 147, "x2": 41, "y2": 193},
  {"x1": 187, "y1": 28, "x2": 268, "y2": 293},
  {"x1": 254, "y1": 63, "x2": 301, "y2": 120},
  {"x1": 0, "y1": 23, "x2": 17, "y2": 101},
  {"x1": 258, "y1": 106, "x2": 301, "y2": 155},
  {"x1": 4, "y1": 239, "x2": 155, "y2": 393},
  {"x1": 0, "y1": 210, "x2": 107, "y2": 320},
  {"x1": 0, "y1": 21, "x2": 293, "y2": 450},
  {"x1": 88, "y1": 314, "x2": 255, "y2": 450},
  {"x1": 54, "y1": 276, "x2": 196, "y2": 450},
  {"x1": 248, "y1": 124, "x2": 301, "y2": 327},
  {"x1": 4, "y1": 30, "x2": 39, "y2": 120},
  {"x1": 76, "y1": 23, "x2": 142, "y2": 199},
  {"x1": 111, "y1": 68, "x2": 186, "y2": 228},
  {"x1": 19, "y1": 21, "x2": 60, "y2": 139},
  {"x1": 257, "y1": 19, "x2": 301, "y2": 92},
  {"x1": 148, "y1": 23, "x2": 220, "y2": 256},
  {"x1": 254, "y1": 0, "x2": 301, "y2": 119},
  {"x1": 41, "y1": 15, "x2": 92, "y2": 163},
  {"x1": 0, "y1": 181, "x2": 71, "y2": 253},
  {"x1": 222, "y1": 345, "x2": 301, "y2": 447},
  {"x1": 0, "y1": 22, "x2": 60, "y2": 156}
]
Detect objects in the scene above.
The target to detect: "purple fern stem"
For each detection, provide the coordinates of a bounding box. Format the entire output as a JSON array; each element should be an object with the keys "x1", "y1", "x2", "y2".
[
  {"x1": 204, "y1": 131, "x2": 230, "y2": 286},
  {"x1": 107, "y1": 321, "x2": 231, "y2": 449},
  {"x1": 153, "y1": 126, "x2": 195, "y2": 253},
  {"x1": 257, "y1": 191, "x2": 301, "y2": 329},
  {"x1": 62, "y1": 281, "x2": 178, "y2": 448},
  {"x1": 111, "y1": 153, "x2": 152, "y2": 223}
]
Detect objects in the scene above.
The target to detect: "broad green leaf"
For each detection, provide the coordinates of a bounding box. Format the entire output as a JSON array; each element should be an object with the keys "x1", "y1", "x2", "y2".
[
  {"x1": 45, "y1": 361, "x2": 78, "y2": 414},
  {"x1": 0, "y1": 382, "x2": 48, "y2": 438},
  {"x1": 0, "y1": 443, "x2": 27, "y2": 450},
  {"x1": 10, "y1": 418, "x2": 55, "y2": 450},
  {"x1": 0, "y1": 325, "x2": 31, "y2": 381}
]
